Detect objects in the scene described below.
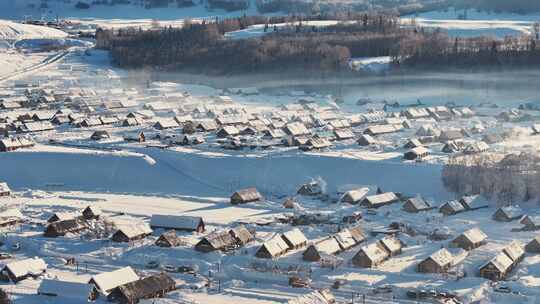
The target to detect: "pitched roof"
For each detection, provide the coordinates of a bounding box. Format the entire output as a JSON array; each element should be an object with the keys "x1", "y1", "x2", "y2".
[
  {"x1": 481, "y1": 252, "x2": 513, "y2": 272},
  {"x1": 199, "y1": 230, "x2": 236, "y2": 250},
  {"x1": 115, "y1": 223, "x2": 152, "y2": 239},
  {"x1": 90, "y1": 266, "x2": 139, "y2": 293},
  {"x1": 357, "y1": 242, "x2": 389, "y2": 264},
  {"x1": 363, "y1": 192, "x2": 399, "y2": 206},
  {"x1": 0, "y1": 208, "x2": 23, "y2": 220},
  {"x1": 311, "y1": 237, "x2": 341, "y2": 255},
  {"x1": 283, "y1": 122, "x2": 310, "y2": 136},
  {"x1": 460, "y1": 227, "x2": 487, "y2": 244},
  {"x1": 379, "y1": 236, "x2": 402, "y2": 254},
  {"x1": 441, "y1": 200, "x2": 465, "y2": 213},
  {"x1": 502, "y1": 241, "x2": 524, "y2": 262},
  {"x1": 5, "y1": 258, "x2": 47, "y2": 278},
  {"x1": 38, "y1": 279, "x2": 95, "y2": 300},
  {"x1": 282, "y1": 228, "x2": 308, "y2": 247},
  {"x1": 114, "y1": 273, "x2": 175, "y2": 302},
  {"x1": 334, "y1": 229, "x2": 357, "y2": 250},
  {"x1": 259, "y1": 236, "x2": 289, "y2": 257},
  {"x1": 404, "y1": 197, "x2": 430, "y2": 210},
  {"x1": 425, "y1": 248, "x2": 453, "y2": 267},
  {"x1": 232, "y1": 188, "x2": 262, "y2": 202},
  {"x1": 150, "y1": 214, "x2": 202, "y2": 230},
  {"x1": 348, "y1": 225, "x2": 366, "y2": 243},
  {"x1": 341, "y1": 187, "x2": 370, "y2": 203}
]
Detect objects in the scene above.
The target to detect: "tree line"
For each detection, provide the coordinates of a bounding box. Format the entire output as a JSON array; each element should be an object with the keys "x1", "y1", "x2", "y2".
[
  {"x1": 442, "y1": 151, "x2": 540, "y2": 205},
  {"x1": 96, "y1": 14, "x2": 540, "y2": 74}
]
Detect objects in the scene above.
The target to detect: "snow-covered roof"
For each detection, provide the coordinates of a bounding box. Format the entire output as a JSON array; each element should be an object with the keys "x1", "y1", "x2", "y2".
[
  {"x1": 282, "y1": 228, "x2": 308, "y2": 247},
  {"x1": 502, "y1": 241, "x2": 524, "y2": 262},
  {"x1": 4, "y1": 258, "x2": 47, "y2": 279},
  {"x1": 0, "y1": 208, "x2": 23, "y2": 220},
  {"x1": 49, "y1": 212, "x2": 77, "y2": 222},
  {"x1": 482, "y1": 252, "x2": 513, "y2": 272},
  {"x1": 404, "y1": 197, "x2": 430, "y2": 211},
  {"x1": 379, "y1": 236, "x2": 402, "y2": 254},
  {"x1": 283, "y1": 122, "x2": 310, "y2": 137},
  {"x1": 90, "y1": 266, "x2": 139, "y2": 293},
  {"x1": 83, "y1": 205, "x2": 102, "y2": 216},
  {"x1": 426, "y1": 248, "x2": 453, "y2": 267},
  {"x1": 441, "y1": 200, "x2": 465, "y2": 212},
  {"x1": 150, "y1": 214, "x2": 203, "y2": 230},
  {"x1": 260, "y1": 236, "x2": 289, "y2": 257},
  {"x1": 231, "y1": 188, "x2": 262, "y2": 202},
  {"x1": 38, "y1": 279, "x2": 95, "y2": 300},
  {"x1": 341, "y1": 187, "x2": 369, "y2": 203},
  {"x1": 460, "y1": 227, "x2": 487, "y2": 244},
  {"x1": 115, "y1": 222, "x2": 152, "y2": 239},
  {"x1": 312, "y1": 237, "x2": 341, "y2": 255},
  {"x1": 0, "y1": 182, "x2": 10, "y2": 193},
  {"x1": 363, "y1": 192, "x2": 399, "y2": 207},
  {"x1": 357, "y1": 242, "x2": 389, "y2": 263},
  {"x1": 364, "y1": 124, "x2": 401, "y2": 135},
  {"x1": 334, "y1": 229, "x2": 356, "y2": 250}
]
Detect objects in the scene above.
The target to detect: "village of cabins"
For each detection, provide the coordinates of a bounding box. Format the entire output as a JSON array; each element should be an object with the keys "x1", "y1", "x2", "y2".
[{"x1": 2, "y1": 52, "x2": 540, "y2": 304}]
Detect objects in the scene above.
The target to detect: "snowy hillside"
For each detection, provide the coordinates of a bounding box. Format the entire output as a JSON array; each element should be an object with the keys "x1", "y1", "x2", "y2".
[{"x1": 0, "y1": 19, "x2": 67, "y2": 41}]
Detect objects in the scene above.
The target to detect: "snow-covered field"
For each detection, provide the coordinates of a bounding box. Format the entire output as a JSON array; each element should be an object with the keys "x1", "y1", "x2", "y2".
[{"x1": 0, "y1": 6, "x2": 539, "y2": 304}]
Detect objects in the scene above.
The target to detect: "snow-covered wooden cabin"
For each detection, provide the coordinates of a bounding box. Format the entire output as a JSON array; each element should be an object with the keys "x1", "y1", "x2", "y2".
[{"x1": 150, "y1": 214, "x2": 205, "y2": 233}]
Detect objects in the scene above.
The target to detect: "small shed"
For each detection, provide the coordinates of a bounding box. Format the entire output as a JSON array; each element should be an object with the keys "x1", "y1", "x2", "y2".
[
  {"x1": 439, "y1": 200, "x2": 465, "y2": 216},
  {"x1": 47, "y1": 212, "x2": 77, "y2": 223},
  {"x1": 402, "y1": 197, "x2": 431, "y2": 213},
  {"x1": 403, "y1": 146, "x2": 429, "y2": 160},
  {"x1": 352, "y1": 242, "x2": 389, "y2": 268},
  {"x1": 153, "y1": 118, "x2": 179, "y2": 130},
  {"x1": 492, "y1": 206, "x2": 523, "y2": 222},
  {"x1": 333, "y1": 229, "x2": 357, "y2": 251},
  {"x1": 520, "y1": 215, "x2": 540, "y2": 230},
  {"x1": 155, "y1": 230, "x2": 182, "y2": 247},
  {"x1": 230, "y1": 188, "x2": 262, "y2": 204},
  {"x1": 255, "y1": 236, "x2": 290, "y2": 259},
  {"x1": 303, "y1": 237, "x2": 341, "y2": 262},
  {"x1": 479, "y1": 253, "x2": 513, "y2": 281},
  {"x1": 216, "y1": 126, "x2": 240, "y2": 138},
  {"x1": 525, "y1": 235, "x2": 540, "y2": 253},
  {"x1": 0, "y1": 182, "x2": 10, "y2": 196},
  {"x1": 90, "y1": 130, "x2": 110, "y2": 141},
  {"x1": 417, "y1": 248, "x2": 454, "y2": 273},
  {"x1": 111, "y1": 224, "x2": 153, "y2": 242},
  {"x1": 357, "y1": 134, "x2": 377, "y2": 146},
  {"x1": 360, "y1": 192, "x2": 399, "y2": 208},
  {"x1": 348, "y1": 225, "x2": 367, "y2": 243},
  {"x1": 451, "y1": 227, "x2": 487, "y2": 250},
  {"x1": 403, "y1": 138, "x2": 423, "y2": 149},
  {"x1": 340, "y1": 188, "x2": 370, "y2": 204},
  {"x1": 195, "y1": 230, "x2": 237, "y2": 253},
  {"x1": 297, "y1": 181, "x2": 322, "y2": 196},
  {"x1": 378, "y1": 236, "x2": 402, "y2": 256},
  {"x1": 459, "y1": 195, "x2": 488, "y2": 210},
  {"x1": 82, "y1": 206, "x2": 102, "y2": 220},
  {"x1": 502, "y1": 241, "x2": 525, "y2": 264},
  {"x1": 229, "y1": 225, "x2": 254, "y2": 245},
  {"x1": 0, "y1": 208, "x2": 23, "y2": 227},
  {"x1": 281, "y1": 228, "x2": 308, "y2": 250}
]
